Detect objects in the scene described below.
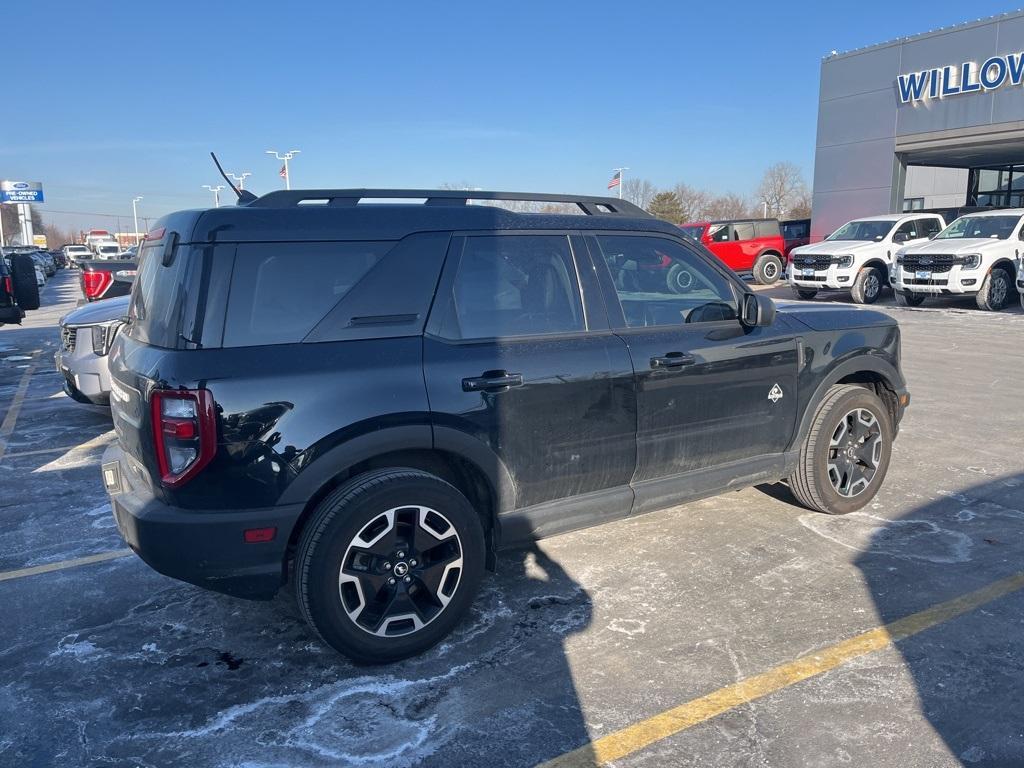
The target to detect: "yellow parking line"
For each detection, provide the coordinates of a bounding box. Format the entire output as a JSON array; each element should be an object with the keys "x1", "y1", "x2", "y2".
[
  {"x1": 0, "y1": 549, "x2": 133, "y2": 583},
  {"x1": 0, "y1": 363, "x2": 36, "y2": 462},
  {"x1": 540, "y1": 571, "x2": 1024, "y2": 768}
]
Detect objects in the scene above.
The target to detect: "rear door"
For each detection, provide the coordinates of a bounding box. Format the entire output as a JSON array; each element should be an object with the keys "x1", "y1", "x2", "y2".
[
  {"x1": 706, "y1": 223, "x2": 741, "y2": 270},
  {"x1": 423, "y1": 233, "x2": 636, "y2": 534},
  {"x1": 586, "y1": 233, "x2": 800, "y2": 507},
  {"x1": 733, "y1": 222, "x2": 759, "y2": 270}
]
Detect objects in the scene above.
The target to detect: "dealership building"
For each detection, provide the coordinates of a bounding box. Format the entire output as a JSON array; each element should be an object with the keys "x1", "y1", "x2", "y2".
[{"x1": 811, "y1": 10, "x2": 1024, "y2": 239}]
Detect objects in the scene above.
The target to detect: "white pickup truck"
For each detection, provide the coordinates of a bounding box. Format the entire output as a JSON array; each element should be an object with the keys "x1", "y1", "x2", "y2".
[
  {"x1": 893, "y1": 209, "x2": 1023, "y2": 311},
  {"x1": 788, "y1": 213, "x2": 945, "y2": 304}
]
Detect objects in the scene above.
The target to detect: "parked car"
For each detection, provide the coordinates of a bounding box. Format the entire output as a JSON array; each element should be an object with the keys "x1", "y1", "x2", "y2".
[
  {"x1": 0, "y1": 251, "x2": 41, "y2": 325},
  {"x1": 679, "y1": 218, "x2": 786, "y2": 284},
  {"x1": 892, "y1": 209, "x2": 1023, "y2": 310},
  {"x1": 780, "y1": 218, "x2": 811, "y2": 258},
  {"x1": 100, "y1": 189, "x2": 909, "y2": 663},
  {"x1": 94, "y1": 244, "x2": 123, "y2": 260},
  {"x1": 789, "y1": 214, "x2": 945, "y2": 304},
  {"x1": 50, "y1": 250, "x2": 67, "y2": 269},
  {"x1": 56, "y1": 295, "x2": 130, "y2": 405},
  {"x1": 79, "y1": 257, "x2": 138, "y2": 302},
  {"x1": 63, "y1": 244, "x2": 92, "y2": 267},
  {"x1": 29, "y1": 253, "x2": 51, "y2": 280}
]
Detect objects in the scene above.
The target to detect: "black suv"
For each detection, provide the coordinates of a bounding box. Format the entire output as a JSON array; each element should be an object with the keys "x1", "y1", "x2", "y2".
[
  {"x1": 0, "y1": 250, "x2": 41, "y2": 325},
  {"x1": 101, "y1": 190, "x2": 909, "y2": 662}
]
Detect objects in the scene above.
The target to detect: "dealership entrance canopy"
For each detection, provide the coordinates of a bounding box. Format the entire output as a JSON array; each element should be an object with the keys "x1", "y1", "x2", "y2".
[{"x1": 811, "y1": 10, "x2": 1024, "y2": 239}]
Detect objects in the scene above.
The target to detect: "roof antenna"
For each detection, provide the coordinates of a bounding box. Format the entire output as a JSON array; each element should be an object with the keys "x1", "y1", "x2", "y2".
[{"x1": 210, "y1": 152, "x2": 258, "y2": 204}]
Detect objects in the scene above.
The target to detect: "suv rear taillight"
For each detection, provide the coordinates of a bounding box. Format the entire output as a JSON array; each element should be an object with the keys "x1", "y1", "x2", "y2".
[
  {"x1": 151, "y1": 389, "x2": 217, "y2": 487},
  {"x1": 2, "y1": 276, "x2": 12, "y2": 296},
  {"x1": 81, "y1": 270, "x2": 112, "y2": 300}
]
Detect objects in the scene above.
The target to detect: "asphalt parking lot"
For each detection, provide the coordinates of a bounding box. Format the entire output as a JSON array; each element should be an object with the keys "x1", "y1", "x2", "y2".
[{"x1": 2, "y1": 269, "x2": 1024, "y2": 768}]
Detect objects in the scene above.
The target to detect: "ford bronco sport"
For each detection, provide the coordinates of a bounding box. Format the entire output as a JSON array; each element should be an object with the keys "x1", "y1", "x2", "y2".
[{"x1": 101, "y1": 189, "x2": 909, "y2": 662}]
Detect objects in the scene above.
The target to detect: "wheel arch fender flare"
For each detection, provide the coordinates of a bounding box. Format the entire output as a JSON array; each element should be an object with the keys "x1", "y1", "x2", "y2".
[
  {"x1": 793, "y1": 355, "x2": 905, "y2": 448},
  {"x1": 861, "y1": 258, "x2": 889, "y2": 278}
]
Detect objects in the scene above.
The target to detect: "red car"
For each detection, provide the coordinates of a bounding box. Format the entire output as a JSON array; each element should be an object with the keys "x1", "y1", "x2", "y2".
[{"x1": 680, "y1": 218, "x2": 786, "y2": 284}]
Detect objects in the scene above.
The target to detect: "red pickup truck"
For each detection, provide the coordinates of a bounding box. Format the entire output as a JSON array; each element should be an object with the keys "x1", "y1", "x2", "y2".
[
  {"x1": 680, "y1": 218, "x2": 786, "y2": 284},
  {"x1": 79, "y1": 258, "x2": 138, "y2": 302}
]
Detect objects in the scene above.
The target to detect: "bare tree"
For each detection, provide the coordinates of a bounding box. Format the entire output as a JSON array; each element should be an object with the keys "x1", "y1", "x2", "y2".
[
  {"x1": 788, "y1": 190, "x2": 812, "y2": 219},
  {"x1": 756, "y1": 162, "x2": 808, "y2": 218},
  {"x1": 672, "y1": 183, "x2": 714, "y2": 222},
  {"x1": 622, "y1": 178, "x2": 657, "y2": 210},
  {"x1": 705, "y1": 192, "x2": 754, "y2": 220}
]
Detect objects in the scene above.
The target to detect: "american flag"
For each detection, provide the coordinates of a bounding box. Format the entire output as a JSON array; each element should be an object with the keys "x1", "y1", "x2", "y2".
[
  {"x1": 607, "y1": 170, "x2": 621, "y2": 189},
  {"x1": 279, "y1": 164, "x2": 288, "y2": 180}
]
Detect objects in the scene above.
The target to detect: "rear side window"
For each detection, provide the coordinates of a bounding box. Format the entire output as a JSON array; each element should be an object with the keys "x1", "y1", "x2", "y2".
[
  {"x1": 127, "y1": 242, "x2": 193, "y2": 348},
  {"x1": 223, "y1": 242, "x2": 388, "y2": 347},
  {"x1": 438, "y1": 235, "x2": 584, "y2": 339},
  {"x1": 733, "y1": 222, "x2": 756, "y2": 241},
  {"x1": 919, "y1": 217, "x2": 942, "y2": 238},
  {"x1": 754, "y1": 220, "x2": 780, "y2": 238}
]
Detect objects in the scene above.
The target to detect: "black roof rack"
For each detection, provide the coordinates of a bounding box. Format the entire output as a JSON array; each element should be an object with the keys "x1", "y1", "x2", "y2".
[{"x1": 246, "y1": 189, "x2": 650, "y2": 217}]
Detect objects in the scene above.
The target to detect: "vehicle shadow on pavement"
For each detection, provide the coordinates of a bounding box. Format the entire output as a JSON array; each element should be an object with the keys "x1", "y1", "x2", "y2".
[
  {"x1": 1, "y1": 540, "x2": 594, "y2": 768},
  {"x1": 854, "y1": 471, "x2": 1024, "y2": 765}
]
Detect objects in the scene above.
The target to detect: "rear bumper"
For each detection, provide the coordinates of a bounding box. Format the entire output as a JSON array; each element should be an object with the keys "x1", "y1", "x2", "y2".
[{"x1": 102, "y1": 444, "x2": 304, "y2": 599}]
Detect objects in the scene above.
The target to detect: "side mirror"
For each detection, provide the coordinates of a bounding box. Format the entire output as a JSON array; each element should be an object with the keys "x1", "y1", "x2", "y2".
[
  {"x1": 892, "y1": 232, "x2": 909, "y2": 244},
  {"x1": 741, "y1": 293, "x2": 776, "y2": 328}
]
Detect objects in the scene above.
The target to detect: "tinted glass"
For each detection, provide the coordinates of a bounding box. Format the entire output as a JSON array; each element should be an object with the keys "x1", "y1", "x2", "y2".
[
  {"x1": 223, "y1": 242, "x2": 388, "y2": 347},
  {"x1": 733, "y1": 222, "x2": 755, "y2": 241},
  {"x1": 679, "y1": 225, "x2": 706, "y2": 242},
  {"x1": 126, "y1": 242, "x2": 193, "y2": 348},
  {"x1": 919, "y1": 218, "x2": 942, "y2": 237},
  {"x1": 781, "y1": 220, "x2": 810, "y2": 239},
  {"x1": 708, "y1": 224, "x2": 731, "y2": 242},
  {"x1": 895, "y1": 220, "x2": 923, "y2": 240},
  {"x1": 595, "y1": 235, "x2": 738, "y2": 327},
  {"x1": 754, "y1": 220, "x2": 780, "y2": 238},
  {"x1": 440, "y1": 235, "x2": 583, "y2": 339}
]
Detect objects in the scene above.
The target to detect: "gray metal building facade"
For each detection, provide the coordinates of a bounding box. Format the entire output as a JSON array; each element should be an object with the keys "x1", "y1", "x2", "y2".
[{"x1": 811, "y1": 11, "x2": 1024, "y2": 240}]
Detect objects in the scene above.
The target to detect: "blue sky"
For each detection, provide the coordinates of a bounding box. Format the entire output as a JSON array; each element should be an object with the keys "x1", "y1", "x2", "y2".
[{"x1": 2, "y1": 1, "x2": 1017, "y2": 232}]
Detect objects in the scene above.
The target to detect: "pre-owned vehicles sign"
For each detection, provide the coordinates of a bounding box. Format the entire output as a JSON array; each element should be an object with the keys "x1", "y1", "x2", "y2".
[{"x1": 0, "y1": 181, "x2": 44, "y2": 203}]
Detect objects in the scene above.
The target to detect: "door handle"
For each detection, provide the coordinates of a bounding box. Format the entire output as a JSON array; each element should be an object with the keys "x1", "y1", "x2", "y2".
[
  {"x1": 462, "y1": 371, "x2": 524, "y2": 392},
  {"x1": 650, "y1": 353, "x2": 696, "y2": 369}
]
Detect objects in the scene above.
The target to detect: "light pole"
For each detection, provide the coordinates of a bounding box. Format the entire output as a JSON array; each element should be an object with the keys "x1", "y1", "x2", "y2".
[
  {"x1": 202, "y1": 185, "x2": 225, "y2": 208},
  {"x1": 266, "y1": 149, "x2": 300, "y2": 190},
  {"x1": 131, "y1": 196, "x2": 143, "y2": 244},
  {"x1": 228, "y1": 171, "x2": 251, "y2": 190}
]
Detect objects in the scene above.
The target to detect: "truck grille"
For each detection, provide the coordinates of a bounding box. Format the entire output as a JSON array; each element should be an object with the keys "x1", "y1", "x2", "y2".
[
  {"x1": 899, "y1": 254, "x2": 964, "y2": 274},
  {"x1": 61, "y1": 326, "x2": 77, "y2": 353},
  {"x1": 793, "y1": 255, "x2": 834, "y2": 270}
]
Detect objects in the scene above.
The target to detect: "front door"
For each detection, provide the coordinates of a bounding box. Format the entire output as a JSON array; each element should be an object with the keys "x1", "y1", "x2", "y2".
[
  {"x1": 424, "y1": 233, "x2": 636, "y2": 538},
  {"x1": 586, "y1": 233, "x2": 800, "y2": 505}
]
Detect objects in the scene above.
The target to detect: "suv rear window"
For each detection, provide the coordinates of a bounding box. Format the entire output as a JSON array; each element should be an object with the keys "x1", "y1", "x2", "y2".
[{"x1": 223, "y1": 242, "x2": 389, "y2": 347}]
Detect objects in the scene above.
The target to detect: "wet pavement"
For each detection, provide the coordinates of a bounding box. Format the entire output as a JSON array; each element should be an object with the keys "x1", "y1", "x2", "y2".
[{"x1": 2, "y1": 270, "x2": 1023, "y2": 767}]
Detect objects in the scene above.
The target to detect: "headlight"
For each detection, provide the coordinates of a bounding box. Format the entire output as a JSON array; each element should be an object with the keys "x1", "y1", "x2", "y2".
[
  {"x1": 961, "y1": 254, "x2": 981, "y2": 269},
  {"x1": 894, "y1": 249, "x2": 906, "y2": 265},
  {"x1": 91, "y1": 322, "x2": 123, "y2": 356},
  {"x1": 834, "y1": 254, "x2": 854, "y2": 268}
]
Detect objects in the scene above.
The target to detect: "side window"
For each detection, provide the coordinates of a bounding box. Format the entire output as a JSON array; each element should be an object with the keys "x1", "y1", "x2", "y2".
[
  {"x1": 754, "y1": 220, "x2": 780, "y2": 238},
  {"x1": 594, "y1": 235, "x2": 739, "y2": 327},
  {"x1": 439, "y1": 235, "x2": 584, "y2": 340},
  {"x1": 733, "y1": 222, "x2": 756, "y2": 241},
  {"x1": 894, "y1": 220, "x2": 920, "y2": 241},
  {"x1": 223, "y1": 241, "x2": 388, "y2": 347},
  {"x1": 709, "y1": 224, "x2": 732, "y2": 242},
  {"x1": 920, "y1": 218, "x2": 941, "y2": 238}
]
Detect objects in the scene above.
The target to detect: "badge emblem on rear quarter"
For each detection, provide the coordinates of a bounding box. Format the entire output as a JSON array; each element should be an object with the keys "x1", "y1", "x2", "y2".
[{"x1": 768, "y1": 384, "x2": 784, "y2": 403}]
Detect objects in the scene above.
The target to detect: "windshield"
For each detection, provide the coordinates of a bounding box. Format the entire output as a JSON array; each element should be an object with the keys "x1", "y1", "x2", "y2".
[
  {"x1": 936, "y1": 215, "x2": 1020, "y2": 240},
  {"x1": 679, "y1": 225, "x2": 705, "y2": 242},
  {"x1": 826, "y1": 220, "x2": 896, "y2": 242}
]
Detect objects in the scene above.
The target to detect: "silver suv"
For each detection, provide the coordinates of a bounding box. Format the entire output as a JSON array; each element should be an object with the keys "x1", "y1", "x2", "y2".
[{"x1": 56, "y1": 295, "x2": 130, "y2": 405}]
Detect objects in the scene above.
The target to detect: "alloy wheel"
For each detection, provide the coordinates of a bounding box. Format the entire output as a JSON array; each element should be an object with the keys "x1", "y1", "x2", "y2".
[
  {"x1": 827, "y1": 408, "x2": 883, "y2": 498},
  {"x1": 338, "y1": 506, "x2": 463, "y2": 637}
]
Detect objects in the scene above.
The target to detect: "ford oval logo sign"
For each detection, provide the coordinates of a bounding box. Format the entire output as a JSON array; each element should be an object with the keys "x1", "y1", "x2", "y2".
[
  {"x1": 920, "y1": 257, "x2": 932, "y2": 265},
  {"x1": 12, "y1": 182, "x2": 28, "y2": 189}
]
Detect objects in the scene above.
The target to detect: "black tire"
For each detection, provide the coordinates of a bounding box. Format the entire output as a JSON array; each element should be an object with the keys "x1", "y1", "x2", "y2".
[
  {"x1": 794, "y1": 288, "x2": 818, "y2": 300},
  {"x1": 666, "y1": 263, "x2": 695, "y2": 294},
  {"x1": 294, "y1": 468, "x2": 485, "y2": 663},
  {"x1": 788, "y1": 384, "x2": 893, "y2": 515},
  {"x1": 850, "y1": 266, "x2": 884, "y2": 304},
  {"x1": 975, "y1": 267, "x2": 1013, "y2": 311},
  {"x1": 752, "y1": 253, "x2": 783, "y2": 285},
  {"x1": 895, "y1": 290, "x2": 925, "y2": 307},
  {"x1": 10, "y1": 254, "x2": 40, "y2": 311}
]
